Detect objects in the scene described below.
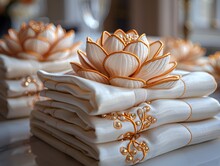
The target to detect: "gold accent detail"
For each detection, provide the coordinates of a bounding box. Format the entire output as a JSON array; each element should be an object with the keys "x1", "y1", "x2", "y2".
[
  {"x1": 102, "y1": 105, "x2": 157, "y2": 164},
  {"x1": 179, "y1": 78, "x2": 187, "y2": 98},
  {"x1": 182, "y1": 100, "x2": 192, "y2": 121},
  {"x1": 22, "y1": 76, "x2": 42, "y2": 106},
  {"x1": 179, "y1": 124, "x2": 193, "y2": 145}
]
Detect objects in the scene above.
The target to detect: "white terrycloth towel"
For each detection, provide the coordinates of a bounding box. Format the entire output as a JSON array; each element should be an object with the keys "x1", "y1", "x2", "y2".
[
  {"x1": 0, "y1": 54, "x2": 78, "y2": 79},
  {"x1": 0, "y1": 75, "x2": 42, "y2": 98},
  {"x1": 0, "y1": 95, "x2": 39, "y2": 119},
  {"x1": 37, "y1": 70, "x2": 217, "y2": 115},
  {"x1": 32, "y1": 97, "x2": 220, "y2": 143},
  {"x1": 30, "y1": 118, "x2": 220, "y2": 166}
]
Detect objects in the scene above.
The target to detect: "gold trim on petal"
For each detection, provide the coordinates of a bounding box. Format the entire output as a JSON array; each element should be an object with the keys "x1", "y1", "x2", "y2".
[
  {"x1": 149, "y1": 40, "x2": 164, "y2": 59},
  {"x1": 145, "y1": 75, "x2": 180, "y2": 88},
  {"x1": 101, "y1": 31, "x2": 111, "y2": 46}
]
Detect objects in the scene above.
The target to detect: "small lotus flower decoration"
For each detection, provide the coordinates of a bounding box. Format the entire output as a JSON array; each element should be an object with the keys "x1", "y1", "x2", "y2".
[
  {"x1": 208, "y1": 52, "x2": 220, "y2": 80},
  {"x1": 0, "y1": 20, "x2": 81, "y2": 61},
  {"x1": 71, "y1": 29, "x2": 180, "y2": 89},
  {"x1": 164, "y1": 38, "x2": 205, "y2": 64}
]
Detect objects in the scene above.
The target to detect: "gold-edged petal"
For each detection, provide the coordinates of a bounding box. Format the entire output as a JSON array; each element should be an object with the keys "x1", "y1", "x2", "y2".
[
  {"x1": 114, "y1": 29, "x2": 126, "y2": 37},
  {"x1": 38, "y1": 28, "x2": 56, "y2": 44},
  {"x1": 77, "y1": 69, "x2": 109, "y2": 84},
  {"x1": 51, "y1": 30, "x2": 74, "y2": 53},
  {"x1": 134, "y1": 53, "x2": 170, "y2": 80},
  {"x1": 124, "y1": 40, "x2": 149, "y2": 63},
  {"x1": 24, "y1": 37, "x2": 50, "y2": 55},
  {"x1": 126, "y1": 29, "x2": 138, "y2": 36},
  {"x1": 56, "y1": 25, "x2": 65, "y2": 39},
  {"x1": 5, "y1": 36, "x2": 22, "y2": 53},
  {"x1": 110, "y1": 76, "x2": 145, "y2": 88},
  {"x1": 17, "y1": 51, "x2": 42, "y2": 60},
  {"x1": 0, "y1": 40, "x2": 12, "y2": 55},
  {"x1": 145, "y1": 75, "x2": 180, "y2": 89},
  {"x1": 70, "y1": 62, "x2": 83, "y2": 73},
  {"x1": 148, "y1": 40, "x2": 164, "y2": 61},
  {"x1": 147, "y1": 62, "x2": 177, "y2": 83},
  {"x1": 101, "y1": 31, "x2": 111, "y2": 46},
  {"x1": 104, "y1": 51, "x2": 140, "y2": 77},
  {"x1": 103, "y1": 35, "x2": 125, "y2": 54},
  {"x1": 18, "y1": 27, "x2": 36, "y2": 42},
  {"x1": 86, "y1": 39, "x2": 107, "y2": 73},
  {"x1": 46, "y1": 50, "x2": 70, "y2": 61},
  {"x1": 8, "y1": 29, "x2": 18, "y2": 41},
  {"x1": 77, "y1": 50, "x2": 96, "y2": 69},
  {"x1": 138, "y1": 33, "x2": 149, "y2": 45}
]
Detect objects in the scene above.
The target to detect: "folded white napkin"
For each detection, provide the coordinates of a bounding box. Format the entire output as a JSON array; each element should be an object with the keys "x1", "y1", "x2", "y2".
[
  {"x1": 37, "y1": 70, "x2": 217, "y2": 115},
  {"x1": 0, "y1": 117, "x2": 30, "y2": 148},
  {"x1": 31, "y1": 118, "x2": 220, "y2": 165},
  {"x1": 32, "y1": 97, "x2": 220, "y2": 143},
  {"x1": 0, "y1": 95, "x2": 37, "y2": 119},
  {"x1": 0, "y1": 54, "x2": 78, "y2": 79},
  {"x1": 0, "y1": 75, "x2": 42, "y2": 98}
]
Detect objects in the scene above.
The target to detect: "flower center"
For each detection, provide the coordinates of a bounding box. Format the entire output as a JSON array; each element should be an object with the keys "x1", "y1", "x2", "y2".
[
  {"x1": 121, "y1": 34, "x2": 138, "y2": 45},
  {"x1": 29, "y1": 21, "x2": 46, "y2": 33}
]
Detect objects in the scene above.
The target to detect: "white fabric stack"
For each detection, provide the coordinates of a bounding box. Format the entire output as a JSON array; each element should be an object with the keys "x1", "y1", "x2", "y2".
[
  {"x1": 0, "y1": 54, "x2": 76, "y2": 119},
  {"x1": 30, "y1": 70, "x2": 220, "y2": 165}
]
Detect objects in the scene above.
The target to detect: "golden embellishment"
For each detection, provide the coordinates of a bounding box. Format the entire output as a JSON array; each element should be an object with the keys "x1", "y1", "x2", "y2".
[
  {"x1": 122, "y1": 34, "x2": 138, "y2": 45},
  {"x1": 102, "y1": 103, "x2": 157, "y2": 164},
  {"x1": 179, "y1": 124, "x2": 193, "y2": 145},
  {"x1": 29, "y1": 21, "x2": 46, "y2": 33},
  {"x1": 120, "y1": 135, "x2": 149, "y2": 164},
  {"x1": 22, "y1": 76, "x2": 42, "y2": 106}
]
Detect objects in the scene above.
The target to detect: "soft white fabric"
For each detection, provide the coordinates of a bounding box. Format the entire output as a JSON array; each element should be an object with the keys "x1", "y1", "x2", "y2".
[
  {"x1": 0, "y1": 95, "x2": 37, "y2": 119},
  {"x1": 0, "y1": 117, "x2": 30, "y2": 147},
  {"x1": 30, "y1": 118, "x2": 220, "y2": 166},
  {"x1": 0, "y1": 75, "x2": 42, "y2": 98},
  {"x1": 0, "y1": 54, "x2": 78, "y2": 79},
  {"x1": 32, "y1": 97, "x2": 220, "y2": 143},
  {"x1": 37, "y1": 70, "x2": 217, "y2": 115}
]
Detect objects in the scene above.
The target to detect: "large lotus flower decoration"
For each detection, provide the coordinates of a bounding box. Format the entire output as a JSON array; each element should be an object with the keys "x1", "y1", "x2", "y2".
[
  {"x1": 163, "y1": 38, "x2": 205, "y2": 64},
  {"x1": 0, "y1": 20, "x2": 81, "y2": 61},
  {"x1": 71, "y1": 29, "x2": 180, "y2": 89}
]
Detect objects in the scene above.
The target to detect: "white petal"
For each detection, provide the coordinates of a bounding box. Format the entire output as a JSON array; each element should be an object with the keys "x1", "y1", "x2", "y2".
[
  {"x1": 148, "y1": 40, "x2": 164, "y2": 61},
  {"x1": 51, "y1": 31, "x2": 74, "y2": 53},
  {"x1": 18, "y1": 27, "x2": 36, "y2": 42},
  {"x1": 17, "y1": 51, "x2": 42, "y2": 60},
  {"x1": 114, "y1": 29, "x2": 126, "y2": 37},
  {"x1": 147, "y1": 62, "x2": 177, "y2": 83},
  {"x1": 124, "y1": 41, "x2": 149, "y2": 63},
  {"x1": 134, "y1": 53, "x2": 170, "y2": 81},
  {"x1": 38, "y1": 28, "x2": 56, "y2": 44},
  {"x1": 77, "y1": 69, "x2": 109, "y2": 84},
  {"x1": 70, "y1": 62, "x2": 83, "y2": 73},
  {"x1": 0, "y1": 40, "x2": 12, "y2": 54},
  {"x1": 24, "y1": 37, "x2": 50, "y2": 55},
  {"x1": 47, "y1": 50, "x2": 70, "y2": 61},
  {"x1": 86, "y1": 41, "x2": 107, "y2": 73},
  {"x1": 56, "y1": 25, "x2": 65, "y2": 39},
  {"x1": 101, "y1": 31, "x2": 111, "y2": 46},
  {"x1": 146, "y1": 75, "x2": 180, "y2": 89},
  {"x1": 138, "y1": 33, "x2": 149, "y2": 45},
  {"x1": 110, "y1": 76, "x2": 145, "y2": 88},
  {"x1": 8, "y1": 29, "x2": 18, "y2": 41},
  {"x1": 77, "y1": 50, "x2": 96, "y2": 69},
  {"x1": 5, "y1": 36, "x2": 22, "y2": 53},
  {"x1": 103, "y1": 35, "x2": 125, "y2": 54},
  {"x1": 104, "y1": 51, "x2": 140, "y2": 77}
]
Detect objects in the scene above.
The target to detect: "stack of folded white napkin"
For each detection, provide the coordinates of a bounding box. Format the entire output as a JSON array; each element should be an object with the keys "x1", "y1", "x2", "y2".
[
  {"x1": 0, "y1": 21, "x2": 81, "y2": 119},
  {"x1": 30, "y1": 30, "x2": 220, "y2": 165}
]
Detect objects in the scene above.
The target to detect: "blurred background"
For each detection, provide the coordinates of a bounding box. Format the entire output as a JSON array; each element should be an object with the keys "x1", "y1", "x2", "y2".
[{"x1": 0, "y1": 0, "x2": 220, "y2": 54}]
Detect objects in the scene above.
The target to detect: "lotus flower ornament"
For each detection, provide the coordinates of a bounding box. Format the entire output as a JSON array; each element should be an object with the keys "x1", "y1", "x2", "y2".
[
  {"x1": 71, "y1": 29, "x2": 180, "y2": 89},
  {"x1": 163, "y1": 38, "x2": 205, "y2": 64},
  {"x1": 0, "y1": 20, "x2": 81, "y2": 61},
  {"x1": 208, "y1": 52, "x2": 220, "y2": 81}
]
